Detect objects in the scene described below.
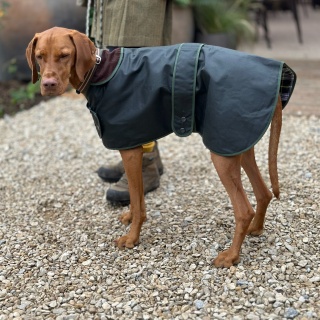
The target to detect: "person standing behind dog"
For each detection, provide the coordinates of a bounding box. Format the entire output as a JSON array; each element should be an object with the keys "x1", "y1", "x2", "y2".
[{"x1": 77, "y1": 0, "x2": 172, "y2": 205}]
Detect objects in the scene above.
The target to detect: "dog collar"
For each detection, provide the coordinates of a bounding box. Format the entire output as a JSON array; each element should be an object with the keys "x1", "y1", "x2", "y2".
[{"x1": 76, "y1": 49, "x2": 101, "y2": 94}]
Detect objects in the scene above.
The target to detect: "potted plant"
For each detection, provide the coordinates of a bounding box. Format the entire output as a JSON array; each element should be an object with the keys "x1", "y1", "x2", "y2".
[{"x1": 193, "y1": 0, "x2": 254, "y2": 49}]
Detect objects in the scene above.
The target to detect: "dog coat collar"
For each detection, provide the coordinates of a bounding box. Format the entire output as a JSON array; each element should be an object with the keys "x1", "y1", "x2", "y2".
[{"x1": 89, "y1": 48, "x2": 123, "y2": 85}]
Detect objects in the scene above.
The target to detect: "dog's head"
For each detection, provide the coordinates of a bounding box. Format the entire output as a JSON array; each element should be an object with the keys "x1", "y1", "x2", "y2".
[{"x1": 26, "y1": 27, "x2": 96, "y2": 96}]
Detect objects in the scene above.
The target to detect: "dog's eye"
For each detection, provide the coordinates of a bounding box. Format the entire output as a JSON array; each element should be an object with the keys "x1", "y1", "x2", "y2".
[
  {"x1": 60, "y1": 54, "x2": 70, "y2": 59},
  {"x1": 36, "y1": 55, "x2": 42, "y2": 60}
]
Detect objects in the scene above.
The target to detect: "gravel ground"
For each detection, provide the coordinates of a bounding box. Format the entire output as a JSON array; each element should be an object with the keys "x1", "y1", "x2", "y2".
[{"x1": 0, "y1": 96, "x2": 319, "y2": 319}]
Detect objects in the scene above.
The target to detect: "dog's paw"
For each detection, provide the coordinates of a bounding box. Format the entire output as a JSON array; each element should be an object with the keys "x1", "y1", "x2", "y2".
[
  {"x1": 119, "y1": 211, "x2": 132, "y2": 225},
  {"x1": 247, "y1": 223, "x2": 264, "y2": 236},
  {"x1": 213, "y1": 250, "x2": 240, "y2": 268},
  {"x1": 247, "y1": 228, "x2": 264, "y2": 236},
  {"x1": 114, "y1": 234, "x2": 139, "y2": 249}
]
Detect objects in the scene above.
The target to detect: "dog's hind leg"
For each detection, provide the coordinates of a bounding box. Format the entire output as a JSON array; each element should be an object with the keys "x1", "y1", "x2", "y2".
[
  {"x1": 241, "y1": 147, "x2": 273, "y2": 236},
  {"x1": 115, "y1": 146, "x2": 147, "y2": 249},
  {"x1": 211, "y1": 153, "x2": 255, "y2": 268}
]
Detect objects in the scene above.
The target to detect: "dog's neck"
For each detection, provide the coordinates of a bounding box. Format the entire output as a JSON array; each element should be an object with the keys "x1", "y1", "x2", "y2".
[
  {"x1": 69, "y1": 49, "x2": 100, "y2": 93},
  {"x1": 69, "y1": 70, "x2": 84, "y2": 90}
]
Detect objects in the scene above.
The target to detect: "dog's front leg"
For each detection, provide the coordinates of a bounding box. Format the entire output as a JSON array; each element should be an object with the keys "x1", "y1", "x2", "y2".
[{"x1": 115, "y1": 146, "x2": 146, "y2": 249}]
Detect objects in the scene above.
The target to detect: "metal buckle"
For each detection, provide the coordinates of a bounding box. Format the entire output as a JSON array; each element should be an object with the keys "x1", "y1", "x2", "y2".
[
  {"x1": 95, "y1": 48, "x2": 101, "y2": 64},
  {"x1": 96, "y1": 54, "x2": 101, "y2": 65}
]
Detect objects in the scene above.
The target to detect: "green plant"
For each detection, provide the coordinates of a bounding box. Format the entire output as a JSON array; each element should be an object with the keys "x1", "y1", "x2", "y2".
[
  {"x1": 175, "y1": 0, "x2": 255, "y2": 44},
  {"x1": 10, "y1": 82, "x2": 40, "y2": 104},
  {"x1": 173, "y1": 0, "x2": 192, "y2": 6},
  {"x1": 7, "y1": 58, "x2": 18, "y2": 75},
  {"x1": 0, "y1": 1, "x2": 9, "y2": 28}
]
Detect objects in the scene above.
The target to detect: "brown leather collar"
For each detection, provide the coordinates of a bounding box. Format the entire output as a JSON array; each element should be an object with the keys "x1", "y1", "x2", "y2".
[{"x1": 76, "y1": 48, "x2": 102, "y2": 94}]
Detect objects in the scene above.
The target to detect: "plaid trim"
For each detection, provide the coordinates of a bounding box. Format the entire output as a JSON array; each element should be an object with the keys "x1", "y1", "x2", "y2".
[{"x1": 280, "y1": 63, "x2": 297, "y2": 108}]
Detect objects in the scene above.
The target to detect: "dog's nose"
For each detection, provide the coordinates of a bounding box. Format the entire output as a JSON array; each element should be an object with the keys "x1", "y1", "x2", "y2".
[{"x1": 42, "y1": 78, "x2": 58, "y2": 88}]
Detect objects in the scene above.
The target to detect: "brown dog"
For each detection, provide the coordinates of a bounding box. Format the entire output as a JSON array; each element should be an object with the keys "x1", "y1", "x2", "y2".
[{"x1": 26, "y1": 27, "x2": 293, "y2": 268}]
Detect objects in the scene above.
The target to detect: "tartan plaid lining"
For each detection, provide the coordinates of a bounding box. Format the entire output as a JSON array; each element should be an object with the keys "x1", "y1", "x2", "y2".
[{"x1": 280, "y1": 63, "x2": 297, "y2": 108}]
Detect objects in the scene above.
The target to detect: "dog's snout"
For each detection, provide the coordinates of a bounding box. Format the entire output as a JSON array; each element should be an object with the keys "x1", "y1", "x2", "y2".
[
  {"x1": 40, "y1": 75, "x2": 62, "y2": 96},
  {"x1": 42, "y1": 78, "x2": 58, "y2": 88}
]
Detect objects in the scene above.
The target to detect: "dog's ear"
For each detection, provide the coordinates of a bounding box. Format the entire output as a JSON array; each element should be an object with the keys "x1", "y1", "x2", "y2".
[
  {"x1": 26, "y1": 35, "x2": 39, "y2": 84},
  {"x1": 69, "y1": 30, "x2": 96, "y2": 82}
]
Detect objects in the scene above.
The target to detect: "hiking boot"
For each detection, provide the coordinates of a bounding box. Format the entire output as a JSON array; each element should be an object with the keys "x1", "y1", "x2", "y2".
[
  {"x1": 97, "y1": 142, "x2": 163, "y2": 183},
  {"x1": 106, "y1": 149, "x2": 161, "y2": 206},
  {"x1": 97, "y1": 161, "x2": 125, "y2": 183}
]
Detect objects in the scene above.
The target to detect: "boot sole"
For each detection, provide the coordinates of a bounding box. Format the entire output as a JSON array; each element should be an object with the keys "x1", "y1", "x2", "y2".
[
  {"x1": 98, "y1": 168, "x2": 163, "y2": 183},
  {"x1": 99, "y1": 176, "x2": 121, "y2": 183},
  {"x1": 106, "y1": 183, "x2": 160, "y2": 207}
]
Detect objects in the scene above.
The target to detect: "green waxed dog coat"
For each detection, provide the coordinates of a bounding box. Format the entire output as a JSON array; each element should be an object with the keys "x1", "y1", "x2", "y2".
[{"x1": 85, "y1": 43, "x2": 296, "y2": 155}]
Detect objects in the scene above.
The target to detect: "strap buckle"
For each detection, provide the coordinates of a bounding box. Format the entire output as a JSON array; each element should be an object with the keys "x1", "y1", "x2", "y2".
[{"x1": 96, "y1": 48, "x2": 101, "y2": 64}]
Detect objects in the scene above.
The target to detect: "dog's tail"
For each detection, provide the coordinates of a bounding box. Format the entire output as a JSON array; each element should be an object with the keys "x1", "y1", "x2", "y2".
[{"x1": 269, "y1": 96, "x2": 282, "y2": 199}]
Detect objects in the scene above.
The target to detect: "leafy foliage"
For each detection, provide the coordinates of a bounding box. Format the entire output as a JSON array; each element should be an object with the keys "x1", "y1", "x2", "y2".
[
  {"x1": 10, "y1": 82, "x2": 40, "y2": 104},
  {"x1": 0, "y1": 1, "x2": 9, "y2": 28},
  {"x1": 174, "y1": 0, "x2": 254, "y2": 44},
  {"x1": 174, "y1": 0, "x2": 192, "y2": 6},
  {"x1": 193, "y1": 0, "x2": 254, "y2": 36}
]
